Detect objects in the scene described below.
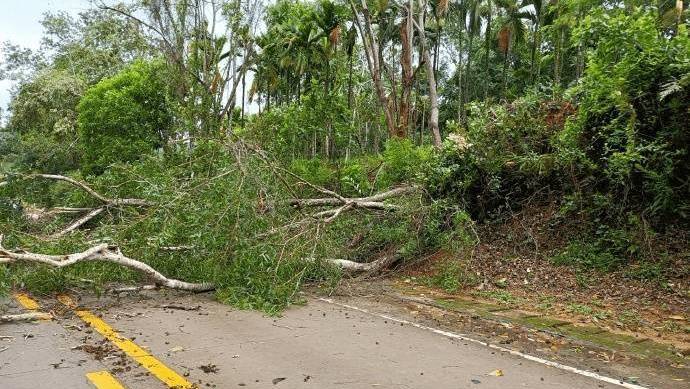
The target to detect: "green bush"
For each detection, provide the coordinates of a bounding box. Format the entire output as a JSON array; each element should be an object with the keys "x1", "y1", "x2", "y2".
[
  {"x1": 381, "y1": 138, "x2": 433, "y2": 185},
  {"x1": 563, "y1": 9, "x2": 690, "y2": 220},
  {"x1": 245, "y1": 90, "x2": 357, "y2": 160},
  {"x1": 426, "y1": 95, "x2": 569, "y2": 220},
  {"x1": 77, "y1": 60, "x2": 172, "y2": 175},
  {"x1": 552, "y1": 223, "x2": 641, "y2": 272}
]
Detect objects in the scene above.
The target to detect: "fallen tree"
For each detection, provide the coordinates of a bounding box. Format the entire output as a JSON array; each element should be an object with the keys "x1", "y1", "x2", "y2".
[{"x1": 1, "y1": 154, "x2": 413, "y2": 297}]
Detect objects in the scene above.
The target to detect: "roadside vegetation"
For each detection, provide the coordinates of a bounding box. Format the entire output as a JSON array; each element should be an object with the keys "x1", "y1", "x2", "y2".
[{"x1": 0, "y1": 0, "x2": 688, "y2": 316}]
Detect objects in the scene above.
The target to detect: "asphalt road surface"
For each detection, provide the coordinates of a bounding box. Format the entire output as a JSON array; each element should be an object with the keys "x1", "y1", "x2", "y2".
[{"x1": 0, "y1": 291, "x2": 658, "y2": 389}]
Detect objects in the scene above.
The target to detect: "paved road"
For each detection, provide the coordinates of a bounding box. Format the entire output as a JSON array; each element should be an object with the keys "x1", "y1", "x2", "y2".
[{"x1": 0, "y1": 292, "x2": 651, "y2": 389}]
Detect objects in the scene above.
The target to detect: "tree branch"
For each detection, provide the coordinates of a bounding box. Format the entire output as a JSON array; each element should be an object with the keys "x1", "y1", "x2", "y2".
[
  {"x1": 0, "y1": 312, "x2": 52, "y2": 323},
  {"x1": 0, "y1": 236, "x2": 214, "y2": 292},
  {"x1": 27, "y1": 174, "x2": 152, "y2": 207}
]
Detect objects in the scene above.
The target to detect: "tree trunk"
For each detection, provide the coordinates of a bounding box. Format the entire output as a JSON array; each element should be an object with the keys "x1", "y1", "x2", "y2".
[
  {"x1": 347, "y1": 54, "x2": 354, "y2": 109},
  {"x1": 483, "y1": 1, "x2": 492, "y2": 99},
  {"x1": 349, "y1": 0, "x2": 398, "y2": 137},
  {"x1": 464, "y1": 33, "x2": 474, "y2": 113},
  {"x1": 530, "y1": 18, "x2": 541, "y2": 85},
  {"x1": 399, "y1": 0, "x2": 414, "y2": 139},
  {"x1": 241, "y1": 70, "x2": 246, "y2": 121},
  {"x1": 502, "y1": 47, "x2": 509, "y2": 98},
  {"x1": 418, "y1": 0, "x2": 442, "y2": 148},
  {"x1": 456, "y1": 22, "x2": 465, "y2": 125}
]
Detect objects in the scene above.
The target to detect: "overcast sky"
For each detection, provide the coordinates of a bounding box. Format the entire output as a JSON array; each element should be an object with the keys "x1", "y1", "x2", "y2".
[{"x1": 0, "y1": 0, "x2": 92, "y2": 115}]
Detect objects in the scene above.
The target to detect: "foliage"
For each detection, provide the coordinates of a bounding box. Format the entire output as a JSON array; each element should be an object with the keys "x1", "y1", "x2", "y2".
[
  {"x1": 2, "y1": 0, "x2": 690, "y2": 311},
  {"x1": 246, "y1": 87, "x2": 357, "y2": 159},
  {"x1": 2, "y1": 69, "x2": 86, "y2": 172},
  {"x1": 563, "y1": 8, "x2": 690, "y2": 219},
  {"x1": 427, "y1": 94, "x2": 571, "y2": 220},
  {"x1": 77, "y1": 60, "x2": 173, "y2": 175}
]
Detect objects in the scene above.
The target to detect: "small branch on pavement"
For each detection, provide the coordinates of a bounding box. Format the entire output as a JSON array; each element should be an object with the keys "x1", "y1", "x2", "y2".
[{"x1": 0, "y1": 312, "x2": 52, "y2": 323}]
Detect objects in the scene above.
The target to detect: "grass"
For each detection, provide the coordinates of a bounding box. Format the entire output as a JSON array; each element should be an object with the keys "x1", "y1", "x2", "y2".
[
  {"x1": 617, "y1": 309, "x2": 641, "y2": 327},
  {"x1": 475, "y1": 290, "x2": 518, "y2": 305},
  {"x1": 424, "y1": 259, "x2": 478, "y2": 293},
  {"x1": 566, "y1": 303, "x2": 610, "y2": 320}
]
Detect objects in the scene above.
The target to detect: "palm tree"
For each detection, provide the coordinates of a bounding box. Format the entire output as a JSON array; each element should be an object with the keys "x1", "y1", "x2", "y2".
[
  {"x1": 464, "y1": 0, "x2": 482, "y2": 107},
  {"x1": 448, "y1": 0, "x2": 469, "y2": 123},
  {"x1": 524, "y1": 0, "x2": 547, "y2": 85},
  {"x1": 495, "y1": 0, "x2": 529, "y2": 97},
  {"x1": 481, "y1": 0, "x2": 494, "y2": 99}
]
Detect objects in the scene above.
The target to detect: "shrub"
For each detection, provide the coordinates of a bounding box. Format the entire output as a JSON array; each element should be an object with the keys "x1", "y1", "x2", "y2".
[
  {"x1": 77, "y1": 60, "x2": 172, "y2": 175},
  {"x1": 563, "y1": 9, "x2": 690, "y2": 220},
  {"x1": 381, "y1": 138, "x2": 433, "y2": 185},
  {"x1": 426, "y1": 95, "x2": 570, "y2": 220}
]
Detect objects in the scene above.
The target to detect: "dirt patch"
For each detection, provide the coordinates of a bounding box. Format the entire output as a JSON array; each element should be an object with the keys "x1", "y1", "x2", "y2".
[{"x1": 402, "y1": 202, "x2": 689, "y2": 347}]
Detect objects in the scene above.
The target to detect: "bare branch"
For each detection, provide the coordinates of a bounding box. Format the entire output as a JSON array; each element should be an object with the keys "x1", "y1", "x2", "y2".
[
  {"x1": 289, "y1": 186, "x2": 415, "y2": 208},
  {"x1": 308, "y1": 255, "x2": 399, "y2": 272},
  {"x1": 0, "y1": 312, "x2": 52, "y2": 323},
  {"x1": 51, "y1": 207, "x2": 106, "y2": 238},
  {"x1": 32, "y1": 174, "x2": 109, "y2": 203},
  {"x1": 0, "y1": 239, "x2": 214, "y2": 292},
  {"x1": 27, "y1": 174, "x2": 151, "y2": 207}
]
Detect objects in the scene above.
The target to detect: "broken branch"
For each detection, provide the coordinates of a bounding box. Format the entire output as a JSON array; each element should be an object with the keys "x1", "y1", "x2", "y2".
[
  {"x1": 309, "y1": 255, "x2": 399, "y2": 273},
  {"x1": 288, "y1": 186, "x2": 415, "y2": 208},
  {"x1": 0, "y1": 312, "x2": 52, "y2": 323},
  {"x1": 27, "y1": 174, "x2": 152, "y2": 207},
  {"x1": 51, "y1": 207, "x2": 106, "y2": 238},
  {"x1": 0, "y1": 236, "x2": 215, "y2": 292}
]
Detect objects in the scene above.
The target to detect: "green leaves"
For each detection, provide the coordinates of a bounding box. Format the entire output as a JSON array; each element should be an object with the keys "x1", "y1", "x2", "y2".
[{"x1": 77, "y1": 60, "x2": 172, "y2": 175}]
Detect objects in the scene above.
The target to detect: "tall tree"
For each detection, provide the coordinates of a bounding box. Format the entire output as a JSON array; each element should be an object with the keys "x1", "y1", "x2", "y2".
[{"x1": 418, "y1": 0, "x2": 444, "y2": 147}]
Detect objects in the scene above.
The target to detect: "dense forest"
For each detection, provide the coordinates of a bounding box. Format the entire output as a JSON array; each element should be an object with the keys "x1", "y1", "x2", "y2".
[{"x1": 0, "y1": 0, "x2": 688, "y2": 314}]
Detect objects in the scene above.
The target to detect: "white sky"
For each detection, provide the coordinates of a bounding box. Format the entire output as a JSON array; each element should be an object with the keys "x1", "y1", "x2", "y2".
[{"x1": 0, "y1": 0, "x2": 92, "y2": 114}]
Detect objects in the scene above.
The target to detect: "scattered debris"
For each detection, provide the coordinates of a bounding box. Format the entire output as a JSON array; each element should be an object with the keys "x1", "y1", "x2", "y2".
[
  {"x1": 272, "y1": 377, "x2": 287, "y2": 385},
  {"x1": 488, "y1": 369, "x2": 504, "y2": 377},
  {"x1": 161, "y1": 304, "x2": 201, "y2": 311},
  {"x1": 199, "y1": 363, "x2": 219, "y2": 374}
]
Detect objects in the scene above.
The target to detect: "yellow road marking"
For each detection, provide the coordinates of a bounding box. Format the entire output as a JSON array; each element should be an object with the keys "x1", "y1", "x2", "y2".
[
  {"x1": 86, "y1": 371, "x2": 127, "y2": 389},
  {"x1": 13, "y1": 292, "x2": 40, "y2": 310},
  {"x1": 58, "y1": 295, "x2": 194, "y2": 389}
]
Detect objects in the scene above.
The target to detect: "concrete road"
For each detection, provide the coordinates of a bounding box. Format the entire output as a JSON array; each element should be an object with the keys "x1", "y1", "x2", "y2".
[{"x1": 0, "y1": 292, "x2": 654, "y2": 389}]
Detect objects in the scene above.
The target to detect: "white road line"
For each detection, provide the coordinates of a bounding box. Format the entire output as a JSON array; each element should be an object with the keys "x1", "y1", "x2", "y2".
[{"x1": 318, "y1": 297, "x2": 649, "y2": 389}]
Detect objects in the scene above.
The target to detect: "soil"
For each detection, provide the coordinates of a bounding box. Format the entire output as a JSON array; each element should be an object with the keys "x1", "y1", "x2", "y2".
[{"x1": 396, "y1": 201, "x2": 689, "y2": 356}]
